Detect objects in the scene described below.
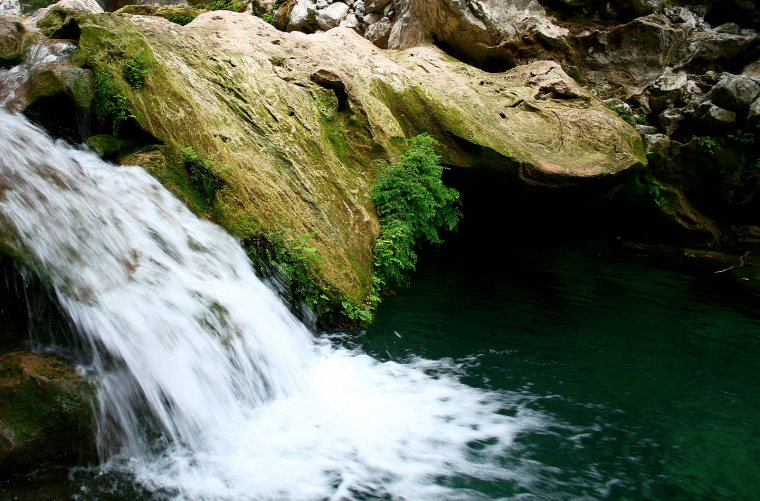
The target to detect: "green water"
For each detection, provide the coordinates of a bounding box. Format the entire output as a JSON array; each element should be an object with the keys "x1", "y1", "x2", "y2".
[{"x1": 356, "y1": 238, "x2": 760, "y2": 501}]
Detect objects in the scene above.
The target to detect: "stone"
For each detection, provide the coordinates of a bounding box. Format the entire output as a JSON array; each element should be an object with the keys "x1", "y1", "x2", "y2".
[
  {"x1": 71, "y1": 11, "x2": 643, "y2": 304},
  {"x1": 364, "y1": 14, "x2": 390, "y2": 47},
  {"x1": 660, "y1": 107, "x2": 686, "y2": 135},
  {"x1": 648, "y1": 69, "x2": 688, "y2": 112},
  {"x1": 1, "y1": 0, "x2": 20, "y2": 16},
  {"x1": 0, "y1": 352, "x2": 95, "y2": 478},
  {"x1": 288, "y1": 0, "x2": 314, "y2": 30},
  {"x1": 339, "y1": 12, "x2": 358, "y2": 29},
  {"x1": 710, "y1": 74, "x2": 760, "y2": 111},
  {"x1": 25, "y1": 0, "x2": 103, "y2": 31},
  {"x1": 316, "y1": 1, "x2": 349, "y2": 30},
  {"x1": 635, "y1": 124, "x2": 658, "y2": 135},
  {"x1": 692, "y1": 102, "x2": 737, "y2": 127},
  {"x1": 643, "y1": 133, "x2": 671, "y2": 155},
  {"x1": 363, "y1": 0, "x2": 388, "y2": 14},
  {"x1": 0, "y1": 17, "x2": 38, "y2": 67},
  {"x1": 743, "y1": 61, "x2": 760, "y2": 81},
  {"x1": 748, "y1": 97, "x2": 760, "y2": 129}
]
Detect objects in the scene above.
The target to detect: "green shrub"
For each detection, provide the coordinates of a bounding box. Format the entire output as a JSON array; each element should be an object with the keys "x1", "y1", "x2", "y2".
[
  {"x1": 182, "y1": 147, "x2": 227, "y2": 203},
  {"x1": 204, "y1": 0, "x2": 247, "y2": 11},
  {"x1": 166, "y1": 15, "x2": 195, "y2": 25},
  {"x1": 93, "y1": 69, "x2": 131, "y2": 136},
  {"x1": 372, "y1": 133, "x2": 461, "y2": 289},
  {"x1": 123, "y1": 54, "x2": 150, "y2": 90},
  {"x1": 694, "y1": 136, "x2": 718, "y2": 155}
]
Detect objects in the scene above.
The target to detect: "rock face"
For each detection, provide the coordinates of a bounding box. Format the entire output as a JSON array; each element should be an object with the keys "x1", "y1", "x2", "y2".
[
  {"x1": 66, "y1": 10, "x2": 642, "y2": 304},
  {"x1": 0, "y1": 351, "x2": 96, "y2": 477},
  {"x1": 0, "y1": 0, "x2": 20, "y2": 16}
]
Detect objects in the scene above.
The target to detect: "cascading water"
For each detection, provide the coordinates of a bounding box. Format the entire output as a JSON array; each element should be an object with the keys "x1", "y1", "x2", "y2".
[{"x1": 0, "y1": 62, "x2": 542, "y2": 498}]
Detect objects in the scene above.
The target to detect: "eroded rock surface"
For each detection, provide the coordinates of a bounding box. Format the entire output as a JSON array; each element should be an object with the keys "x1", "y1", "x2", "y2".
[{"x1": 67, "y1": 10, "x2": 642, "y2": 303}]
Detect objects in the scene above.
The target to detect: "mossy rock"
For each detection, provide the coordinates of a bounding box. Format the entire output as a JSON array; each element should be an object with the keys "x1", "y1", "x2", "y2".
[
  {"x1": 0, "y1": 352, "x2": 96, "y2": 478},
  {"x1": 67, "y1": 11, "x2": 643, "y2": 316},
  {"x1": 37, "y1": 6, "x2": 85, "y2": 38},
  {"x1": 155, "y1": 5, "x2": 204, "y2": 25},
  {"x1": 0, "y1": 18, "x2": 40, "y2": 68},
  {"x1": 115, "y1": 4, "x2": 159, "y2": 15},
  {"x1": 26, "y1": 65, "x2": 93, "y2": 110},
  {"x1": 87, "y1": 133, "x2": 138, "y2": 158}
]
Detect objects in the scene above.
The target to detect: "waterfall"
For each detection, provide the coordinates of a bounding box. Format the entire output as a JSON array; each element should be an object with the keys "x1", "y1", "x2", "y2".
[{"x1": 0, "y1": 61, "x2": 540, "y2": 500}]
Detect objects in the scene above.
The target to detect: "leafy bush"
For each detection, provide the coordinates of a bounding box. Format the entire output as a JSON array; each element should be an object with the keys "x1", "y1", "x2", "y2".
[
  {"x1": 372, "y1": 133, "x2": 461, "y2": 289},
  {"x1": 166, "y1": 14, "x2": 195, "y2": 25},
  {"x1": 182, "y1": 147, "x2": 227, "y2": 203},
  {"x1": 94, "y1": 69, "x2": 131, "y2": 136},
  {"x1": 123, "y1": 54, "x2": 150, "y2": 90},
  {"x1": 694, "y1": 136, "x2": 718, "y2": 155},
  {"x1": 204, "y1": 0, "x2": 247, "y2": 11}
]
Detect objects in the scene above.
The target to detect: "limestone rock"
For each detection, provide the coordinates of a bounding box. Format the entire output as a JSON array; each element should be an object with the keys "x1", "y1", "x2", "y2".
[
  {"x1": 289, "y1": 0, "x2": 315, "y2": 30},
  {"x1": 0, "y1": 351, "x2": 95, "y2": 478},
  {"x1": 316, "y1": 1, "x2": 349, "y2": 30},
  {"x1": 710, "y1": 74, "x2": 760, "y2": 112},
  {"x1": 0, "y1": 17, "x2": 38, "y2": 67},
  {"x1": 748, "y1": 97, "x2": 760, "y2": 129},
  {"x1": 25, "y1": 0, "x2": 103, "y2": 30},
  {"x1": 692, "y1": 102, "x2": 737, "y2": 128},
  {"x1": 1, "y1": 0, "x2": 20, "y2": 16},
  {"x1": 74, "y1": 11, "x2": 643, "y2": 303}
]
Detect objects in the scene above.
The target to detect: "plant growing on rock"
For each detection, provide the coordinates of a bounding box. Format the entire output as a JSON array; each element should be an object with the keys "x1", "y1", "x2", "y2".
[
  {"x1": 372, "y1": 133, "x2": 461, "y2": 289},
  {"x1": 123, "y1": 54, "x2": 150, "y2": 90},
  {"x1": 93, "y1": 69, "x2": 131, "y2": 136}
]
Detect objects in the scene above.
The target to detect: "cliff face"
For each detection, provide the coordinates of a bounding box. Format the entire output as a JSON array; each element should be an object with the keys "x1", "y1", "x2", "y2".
[{"x1": 0, "y1": 7, "x2": 642, "y2": 308}]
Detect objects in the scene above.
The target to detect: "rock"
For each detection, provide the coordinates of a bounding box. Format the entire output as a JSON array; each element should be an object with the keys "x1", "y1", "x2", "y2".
[
  {"x1": 1, "y1": 0, "x2": 20, "y2": 16},
  {"x1": 316, "y1": 1, "x2": 349, "y2": 30},
  {"x1": 743, "y1": 61, "x2": 760, "y2": 80},
  {"x1": 660, "y1": 107, "x2": 686, "y2": 135},
  {"x1": 87, "y1": 134, "x2": 137, "y2": 158},
  {"x1": 0, "y1": 17, "x2": 38, "y2": 67},
  {"x1": 648, "y1": 69, "x2": 688, "y2": 112},
  {"x1": 748, "y1": 97, "x2": 760, "y2": 129},
  {"x1": 635, "y1": 124, "x2": 658, "y2": 135},
  {"x1": 363, "y1": 0, "x2": 388, "y2": 14},
  {"x1": 643, "y1": 133, "x2": 670, "y2": 155},
  {"x1": 364, "y1": 14, "x2": 391, "y2": 47},
  {"x1": 339, "y1": 12, "x2": 358, "y2": 29},
  {"x1": 72, "y1": 11, "x2": 643, "y2": 304},
  {"x1": 604, "y1": 98, "x2": 633, "y2": 117},
  {"x1": 692, "y1": 102, "x2": 737, "y2": 127},
  {"x1": 710, "y1": 74, "x2": 760, "y2": 112},
  {"x1": 0, "y1": 351, "x2": 95, "y2": 478},
  {"x1": 25, "y1": 0, "x2": 103, "y2": 30},
  {"x1": 288, "y1": 0, "x2": 314, "y2": 30}
]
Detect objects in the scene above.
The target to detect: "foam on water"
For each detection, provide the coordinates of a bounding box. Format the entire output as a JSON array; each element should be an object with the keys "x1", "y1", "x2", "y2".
[{"x1": 0, "y1": 109, "x2": 542, "y2": 499}]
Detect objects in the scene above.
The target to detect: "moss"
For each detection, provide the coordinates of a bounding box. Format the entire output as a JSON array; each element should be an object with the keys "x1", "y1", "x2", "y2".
[
  {"x1": 0, "y1": 352, "x2": 96, "y2": 478},
  {"x1": 87, "y1": 134, "x2": 137, "y2": 158},
  {"x1": 0, "y1": 19, "x2": 40, "y2": 68}
]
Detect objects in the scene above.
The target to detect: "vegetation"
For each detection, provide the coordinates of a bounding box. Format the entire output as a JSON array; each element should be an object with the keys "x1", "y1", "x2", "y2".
[
  {"x1": 647, "y1": 178, "x2": 669, "y2": 206},
  {"x1": 694, "y1": 136, "x2": 719, "y2": 155},
  {"x1": 182, "y1": 147, "x2": 227, "y2": 204},
  {"x1": 204, "y1": 0, "x2": 247, "y2": 12},
  {"x1": 93, "y1": 69, "x2": 131, "y2": 136},
  {"x1": 166, "y1": 14, "x2": 196, "y2": 25},
  {"x1": 123, "y1": 54, "x2": 150, "y2": 90},
  {"x1": 372, "y1": 134, "x2": 461, "y2": 289}
]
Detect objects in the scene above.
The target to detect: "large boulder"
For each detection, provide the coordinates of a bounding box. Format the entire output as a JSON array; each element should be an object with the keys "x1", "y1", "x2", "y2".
[
  {"x1": 710, "y1": 74, "x2": 760, "y2": 112},
  {"x1": 72, "y1": 11, "x2": 643, "y2": 304},
  {"x1": 0, "y1": 17, "x2": 39, "y2": 67},
  {"x1": 0, "y1": 351, "x2": 96, "y2": 477}
]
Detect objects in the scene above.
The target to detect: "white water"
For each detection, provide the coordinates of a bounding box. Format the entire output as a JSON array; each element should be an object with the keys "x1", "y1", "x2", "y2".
[{"x1": 0, "y1": 85, "x2": 541, "y2": 499}]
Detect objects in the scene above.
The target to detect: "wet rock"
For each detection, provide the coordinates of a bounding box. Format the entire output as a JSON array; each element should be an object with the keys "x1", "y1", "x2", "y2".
[
  {"x1": 710, "y1": 74, "x2": 760, "y2": 112},
  {"x1": 0, "y1": 351, "x2": 96, "y2": 478},
  {"x1": 0, "y1": 17, "x2": 38, "y2": 67}
]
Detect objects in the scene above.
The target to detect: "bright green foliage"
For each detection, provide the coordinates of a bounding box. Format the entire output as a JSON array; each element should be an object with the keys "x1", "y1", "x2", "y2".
[
  {"x1": 123, "y1": 54, "x2": 150, "y2": 90},
  {"x1": 694, "y1": 136, "x2": 718, "y2": 155},
  {"x1": 166, "y1": 14, "x2": 195, "y2": 25},
  {"x1": 372, "y1": 133, "x2": 461, "y2": 289},
  {"x1": 244, "y1": 231, "x2": 332, "y2": 316},
  {"x1": 647, "y1": 178, "x2": 669, "y2": 206},
  {"x1": 262, "y1": 12, "x2": 273, "y2": 23},
  {"x1": 182, "y1": 147, "x2": 227, "y2": 204},
  {"x1": 93, "y1": 69, "x2": 131, "y2": 136},
  {"x1": 204, "y1": 0, "x2": 247, "y2": 11}
]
